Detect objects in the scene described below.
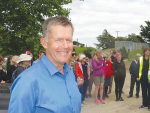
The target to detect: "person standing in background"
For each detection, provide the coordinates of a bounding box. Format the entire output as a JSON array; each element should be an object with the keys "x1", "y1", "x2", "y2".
[
  {"x1": 85, "y1": 53, "x2": 93, "y2": 98},
  {"x1": 25, "y1": 51, "x2": 34, "y2": 66},
  {"x1": 108, "y1": 50, "x2": 116, "y2": 94},
  {"x1": 6, "y1": 55, "x2": 13, "y2": 82},
  {"x1": 33, "y1": 50, "x2": 45, "y2": 65},
  {"x1": 136, "y1": 47, "x2": 150, "y2": 111},
  {"x1": 113, "y1": 53, "x2": 126, "y2": 101},
  {"x1": 128, "y1": 53, "x2": 141, "y2": 98},
  {"x1": 0, "y1": 55, "x2": 7, "y2": 83},
  {"x1": 76, "y1": 54, "x2": 90, "y2": 107},
  {"x1": 92, "y1": 49, "x2": 105, "y2": 105}
]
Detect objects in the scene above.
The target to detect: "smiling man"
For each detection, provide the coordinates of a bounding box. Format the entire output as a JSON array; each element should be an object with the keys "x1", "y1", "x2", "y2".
[{"x1": 8, "y1": 16, "x2": 81, "y2": 113}]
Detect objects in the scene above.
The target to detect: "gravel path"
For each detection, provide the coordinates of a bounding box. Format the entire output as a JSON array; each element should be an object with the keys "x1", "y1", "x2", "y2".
[{"x1": 81, "y1": 72, "x2": 150, "y2": 113}]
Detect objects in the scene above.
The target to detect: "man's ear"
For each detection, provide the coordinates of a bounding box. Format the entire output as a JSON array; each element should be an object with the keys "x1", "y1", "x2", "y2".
[{"x1": 40, "y1": 38, "x2": 47, "y2": 49}]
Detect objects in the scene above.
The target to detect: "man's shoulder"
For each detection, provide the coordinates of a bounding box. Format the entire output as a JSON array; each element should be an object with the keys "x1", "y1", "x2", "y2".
[{"x1": 20, "y1": 61, "x2": 46, "y2": 79}]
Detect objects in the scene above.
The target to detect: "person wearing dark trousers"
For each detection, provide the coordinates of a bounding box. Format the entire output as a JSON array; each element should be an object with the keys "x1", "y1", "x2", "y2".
[
  {"x1": 113, "y1": 53, "x2": 126, "y2": 101},
  {"x1": 75, "y1": 54, "x2": 90, "y2": 107},
  {"x1": 128, "y1": 53, "x2": 141, "y2": 98},
  {"x1": 136, "y1": 47, "x2": 150, "y2": 111}
]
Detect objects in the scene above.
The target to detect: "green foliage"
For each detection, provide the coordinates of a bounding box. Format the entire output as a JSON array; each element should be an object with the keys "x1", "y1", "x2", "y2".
[
  {"x1": 83, "y1": 47, "x2": 96, "y2": 55},
  {"x1": 0, "y1": 0, "x2": 72, "y2": 58},
  {"x1": 73, "y1": 41, "x2": 85, "y2": 47},
  {"x1": 140, "y1": 21, "x2": 150, "y2": 42},
  {"x1": 95, "y1": 29, "x2": 115, "y2": 49},
  {"x1": 74, "y1": 47, "x2": 96, "y2": 56},
  {"x1": 115, "y1": 37, "x2": 126, "y2": 41},
  {"x1": 125, "y1": 33, "x2": 141, "y2": 42},
  {"x1": 118, "y1": 46, "x2": 128, "y2": 59}
]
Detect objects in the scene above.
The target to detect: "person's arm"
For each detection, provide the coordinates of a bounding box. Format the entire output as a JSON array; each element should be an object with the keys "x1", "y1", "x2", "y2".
[
  {"x1": 8, "y1": 76, "x2": 37, "y2": 113},
  {"x1": 0, "y1": 67, "x2": 7, "y2": 82},
  {"x1": 113, "y1": 60, "x2": 116, "y2": 76},
  {"x1": 92, "y1": 59, "x2": 102, "y2": 70},
  {"x1": 129, "y1": 61, "x2": 133, "y2": 75},
  {"x1": 136, "y1": 60, "x2": 140, "y2": 81},
  {"x1": 123, "y1": 61, "x2": 126, "y2": 77},
  {"x1": 75, "y1": 63, "x2": 80, "y2": 78}
]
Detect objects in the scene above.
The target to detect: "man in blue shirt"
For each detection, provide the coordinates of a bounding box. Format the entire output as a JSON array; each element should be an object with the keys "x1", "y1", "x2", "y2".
[{"x1": 8, "y1": 16, "x2": 81, "y2": 113}]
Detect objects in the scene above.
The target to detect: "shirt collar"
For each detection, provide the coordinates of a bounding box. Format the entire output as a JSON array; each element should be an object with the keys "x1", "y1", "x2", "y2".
[{"x1": 41, "y1": 53, "x2": 70, "y2": 76}]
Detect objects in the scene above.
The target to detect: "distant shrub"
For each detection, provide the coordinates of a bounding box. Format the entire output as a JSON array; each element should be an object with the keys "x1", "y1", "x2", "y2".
[{"x1": 118, "y1": 46, "x2": 128, "y2": 59}]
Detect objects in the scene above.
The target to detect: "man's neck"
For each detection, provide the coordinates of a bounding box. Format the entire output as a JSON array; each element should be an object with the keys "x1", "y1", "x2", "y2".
[{"x1": 145, "y1": 55, "x2": 149, "y2": 60}]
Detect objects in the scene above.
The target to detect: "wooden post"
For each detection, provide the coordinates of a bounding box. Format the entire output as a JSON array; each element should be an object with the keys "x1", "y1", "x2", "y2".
[{"x1": 128, "y1": 49, "x2": 130, "y2": 60}]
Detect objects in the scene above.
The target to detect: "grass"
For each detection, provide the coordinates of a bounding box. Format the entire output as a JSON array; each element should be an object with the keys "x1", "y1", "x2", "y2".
[
  {"x1": 74, "y1": 46, "x2": 96, "y2": 56},
  {"x1": 124, "y1": 49, "x2": 143, "y2": 72}
]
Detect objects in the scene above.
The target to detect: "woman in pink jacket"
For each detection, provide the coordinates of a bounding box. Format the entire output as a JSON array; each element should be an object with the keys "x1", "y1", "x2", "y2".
[{"x1": 92, "y1": 49, "x2": 105, "y2": 104}]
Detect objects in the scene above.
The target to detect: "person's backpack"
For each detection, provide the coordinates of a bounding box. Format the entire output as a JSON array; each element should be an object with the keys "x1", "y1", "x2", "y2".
[{"x1": 11, "y1": 68, "x2": 18, "y2": 83}]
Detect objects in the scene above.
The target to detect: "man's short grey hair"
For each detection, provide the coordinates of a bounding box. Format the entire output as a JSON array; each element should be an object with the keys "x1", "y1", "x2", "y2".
[
  {"x1": 135, "y1": 53, "x2": 141, "y2": 60},
  {"x1": 42, "y1": 16, "x2": 74, "y2": 42}
]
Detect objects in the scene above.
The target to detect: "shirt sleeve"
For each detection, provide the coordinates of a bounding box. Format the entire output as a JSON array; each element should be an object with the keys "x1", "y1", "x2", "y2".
[
  {"x1": 92, "y1": 59, "x2": 102, "y2": 70},
  {"x1": 8, "y1": 75, "x2": 37, "y2": 113},
  {"x1": 129, "y1": 61, "x2": 133, "y2": 75},
  {"x1": 136, "y1": 60, "x2": 140, "y2": 79}
]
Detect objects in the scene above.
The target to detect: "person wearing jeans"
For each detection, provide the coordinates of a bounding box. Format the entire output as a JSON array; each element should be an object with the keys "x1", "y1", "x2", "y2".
[
  {"x1": 76, "y1": 54, "x2": 90, "y2": 107},
  {"x1": 128, "y1": 53, "x2": 141, "y2": 98}
]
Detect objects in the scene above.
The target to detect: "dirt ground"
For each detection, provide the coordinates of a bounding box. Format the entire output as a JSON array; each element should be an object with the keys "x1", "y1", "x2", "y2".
[{"x1": 81, "y1": 72, "x2": 150, "y2": 113}]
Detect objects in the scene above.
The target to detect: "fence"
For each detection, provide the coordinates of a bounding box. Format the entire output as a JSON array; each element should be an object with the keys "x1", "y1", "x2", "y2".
[{"x1": 115, "y1": 41, "x2": 150, "y2": 52}]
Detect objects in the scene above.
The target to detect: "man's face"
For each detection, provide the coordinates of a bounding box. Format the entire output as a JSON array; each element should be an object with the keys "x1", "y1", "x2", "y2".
[
  {"x1": 45, "y1": 25, "x2": 73, "y2": 66},
  {"x1": 145, "y1": 50, "x2": 150, "y2": 56}
]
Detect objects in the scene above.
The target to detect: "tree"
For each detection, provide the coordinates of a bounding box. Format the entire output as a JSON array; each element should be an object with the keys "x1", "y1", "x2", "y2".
[
  {"x1": 83, "y1": 47, "x2": 96, "y2": 55},
  {"x1": 125, "y1": 33, "x2": 141, "y2": 42},
  {"x1": 95, "y1": 29, "x2": 115, "y2": 49},
  {"x1": 140, "y1": 21, "x2": 150, "y2": 43},
  {"x1": 0, "y1": 0, "x2": 72, "y2": 58},
  {"x1": 115, "y1": 37, "x2": 125, "y2": 41}
]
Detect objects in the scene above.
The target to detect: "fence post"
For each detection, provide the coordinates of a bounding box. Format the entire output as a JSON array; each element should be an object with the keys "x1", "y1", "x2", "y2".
[{"x1": 128, "y1": 49, "x2": 130, "y2": 60}]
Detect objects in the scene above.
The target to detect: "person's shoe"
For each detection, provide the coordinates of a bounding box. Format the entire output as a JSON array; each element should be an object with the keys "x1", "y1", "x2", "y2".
[
  {"x1": 89, "y1": 94, "x2": 92, "y2": 98},
  {"x1": 119, "y1": 97, "x2": 124, "y2": 101},
  {"x1": 81, "y1": 104, "x2": 84, "y2": 107},
  {"x1": 82, "y1": 101, "x2": 87, "y2": 105},
  {"x1": 127, "y1": 95, "x2": 132, "y2": 98},
  {"x1": 139, "y1": 105, "x2": 147, "y2": 109},
  {"x1": 108, "y1": 91, "x2": 111, "y2": 94},
  {"x1": 105, "y1": 94, "x2": 109, "y2": 98},
  {"x1": 95, "y1": 99, "x2": 99, "y2": 105},
  {"x1": 100, "y1": 99, "x2": 105, "y2": 104},
  {"x1": 116, "y1": 97, "x2": 119, "y2": 101},
  {"x1": 136, "y1": 95, "x2": 139, "y2": 98},
  {"x1": 85, "y1": 94, "x2": 88, "y2": 98},
  {"x1": 148, "y1": 106, "x2": 150, "y2": 111}
]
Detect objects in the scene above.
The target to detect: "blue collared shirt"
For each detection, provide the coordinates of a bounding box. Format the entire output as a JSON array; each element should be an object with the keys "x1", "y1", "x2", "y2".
[{"x1": 8, "y1": 54, "x2": 81, "y2": 113}]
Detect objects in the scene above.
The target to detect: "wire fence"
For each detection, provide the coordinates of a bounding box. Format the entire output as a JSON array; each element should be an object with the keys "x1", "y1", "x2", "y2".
[{"x1": 115, "y1": 41, "x2": 150, "y2": 52}]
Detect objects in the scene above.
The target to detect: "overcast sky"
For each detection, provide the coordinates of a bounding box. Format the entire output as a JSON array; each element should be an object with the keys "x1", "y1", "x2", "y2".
[{"x1": 63, "y1": 0, "x2": 150, "y2": 48}]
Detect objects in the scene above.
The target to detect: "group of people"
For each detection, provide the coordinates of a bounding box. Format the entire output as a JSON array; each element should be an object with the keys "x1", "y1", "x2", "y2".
[
  {"x1": 0, "y1": 50, "x2": 45, "y2": 83},
  {"x1": 0, "y1": 16, "x2": 149, "y2": 112}
]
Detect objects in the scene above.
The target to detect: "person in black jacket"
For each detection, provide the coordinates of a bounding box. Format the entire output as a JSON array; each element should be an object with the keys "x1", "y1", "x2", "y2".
[
  {"x1": 128, "y1": 53, "x2": 141, "y2": 98},
  {"x1": 0, "y1": 55, "x2": 7, "y2": 83},
  {"x1": 136, "y1": 47, "x2": 150, "y2": 111},
  {"x1": 6, "y1": 55, "x2": 13, "y2": 83},
  {"x1": 113, "y1": 53, "x2": 126, "y2": 101}
]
